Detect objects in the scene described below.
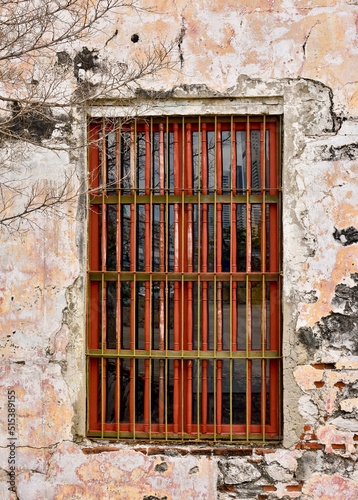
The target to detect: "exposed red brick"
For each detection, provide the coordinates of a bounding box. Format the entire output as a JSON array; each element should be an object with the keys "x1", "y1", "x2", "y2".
[
  {"x1": 311, "y1": 363, "x2": 335, "y2": 370},
  {"x1": 133, "y1": 448, "x2": 147, "y2": 455},
  {"x1": 190, "y1": 448, "x2": 212, "y2": 456},
  {"x1": 147, "y1": 447, "x2": 164, "y2": 456},
  {"x1": 259, "y1": 495, "x2": 269, "y2": 500},
  {"x1": 248, "y1": 458, "x2": 263, "y2": 463},
  {"x1": 301, "y1": 443, "x2": 323, "y2": 450},
  {"x1": 354, "y1": 434, "x2": 358, "y2": 441},
  {"x1": 82, "y1": 446, "x2": 121, "y2": 455},
  {"x1": 304, "y1": 425, "x2": 312, "y2": 432},
  {"x1": 314, "y1": 381, "x2": 325, "y2": 388},
  {"x1": 295, "y1": 443, "x2": 302, "y2": 449},
  {"x1": 219, "y1": 485, "x2": 236, "y2": 493},
  {"x1": 286, "y1": 484, "x2": 302, "y2": 492},
  {"x1": 255, "y1": 448, "x2": 276, "y2": 455},
  {"x1": 213, "y1": 448, "x2": 252, "y2": 457},
  {"x1": 263, "y1": 485, "x2": 277, "y2": 491},
  {"x1": 332, "y1": 444, "x2": 346, "y2": 450},
  {"x1": 334, "y1": 381, "x2": 346, "y2": 388},
  {"x1": 301, "y1": 433, "x2": 317, "y2": 441}
]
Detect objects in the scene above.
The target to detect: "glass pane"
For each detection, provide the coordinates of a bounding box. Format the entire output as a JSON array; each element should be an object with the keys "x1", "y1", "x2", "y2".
[
  {"x1": 152, "y1": 282, "x2": 163, "y2": 350},
  {"x1": 106, "y1": 131, "x2": 116, "y2": 195},
  {"x1": 192, "y1": 282, "x2": 199, "y2": 350},
  {"x1": 120, "y1": 358, "x2": 130, "y2": 422},
  {"x1": 192, "y1": 131, "x2": 199, "y2": 193},
  {"x1": 136, "y1": 282, "x2": 145, "y2": 350},
  {"x1": 136, "y1": 205, "x2": 145, "y2": 271},
  {"x1": 251, "y1": 281, "x2": 262, "y2": 351},
  {"x1": 164, "y1": 131, "x2": 174, "y2": 193},
  {"x1": 233, "y1": 359, "x2": 246, "y2": 425},
  {"x1": 137, "y1": 132, "x2": 146, "y2": 195},
  {"x1": 236, "y1": 204, "x2": 246, "y2": 271},
  {"x1": 206, "y1": 282, "x2": 215, "y2": 350},
  {"x1": 192, "y1": 359, "x2": 201, "y2": 426},
  {"x1": 135, "y1": 359, "x2": 145, "y2": 423},
  {"x1": 266, "y1": 360, "x2": 270, "y2": 426},
  {"x1": 206, "y1": 360, "x2": 214, "y2": 425},
  {"x1": 106, "y1": 359, "x2": 116, "y2": 423},
  {"x1": 236, "y1": 131, "x2": 246, "y2": 194},
  {"x1": 107, "y1": 205, "x2": 116, "y2": 271},
  {"x1": 152, "y1": 131, "x2": 160, "y2": 193},
  {"x1": 207, "y1": 131, "x2": 215, "y2": 193},
  {"x1": 221, "y1": 359, "x2": 230, "y2": 424},
  {"x1": 152, "y1": 205, "x2": 166, "y2": 271},
  {"x1": 222, "y1": 130, "x2": 231, "y2": 194},
  {"x1": 121, "y1": 205, "x2": 131, "y2": 271},
  {"x1": 251, "y1": 129, "x2": 261, "y2": 194},
  {"x1": 222, "y1": 281, "x2": 230, "y2": 351},
  {"x1": 168, "y1": 205, "x2": 174, "y2": 272},
  {"x1": 251, "y1": 359, "x2": 261, "y2": 425},
  {"x1": 236, "y1": 281, "x2": 246, "y2": 351},
  {"x1": 106, "y1": 281, "x2": 116, "y2": 349},
  {"x1": 222, "y1": 204, "x2": 230, "y2": 272},
  {"x1": 121, "y1": 282, "x2": 131, "y2": 349},
  {"x1": 207, "y1": 205, "x2": 215, "y2": 272},
  {"x1": 120, "y1": 131, "x2": 131, "y2": 194},
  {"x1": 251, "y1": 204, "x2": 261, "y2": 271}
]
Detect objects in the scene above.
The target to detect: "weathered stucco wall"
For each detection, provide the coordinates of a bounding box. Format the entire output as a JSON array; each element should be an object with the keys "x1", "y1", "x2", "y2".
[{"x1": 1, "y1": 0, "x2": 358, "y2": 498}]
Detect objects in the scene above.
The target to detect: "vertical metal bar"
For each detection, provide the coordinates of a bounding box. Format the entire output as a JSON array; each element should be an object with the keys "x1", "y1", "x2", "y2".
[
  {"x1": 214, "y1": 116, "x2": 217, "y2": 442},
  {"x1": 173, "y1": 122, "x2": 180, "y2": 435},
  {"x1": 159, "y1": 122, "x2": 165, "y2": 433},
  {"x1": 101, "y1": 118, "x2": 107, "y2": 437},
  {"x1": 181, "y1": 116, "x2": 185, "y2": 441},
  {"x1": 197, "y1": 116, "x2": 201, "y2": 441},
  {"x1": 186, "y1": 122, "x2": 193, "y2": 435},
  {"x1": 201, "y1": 122, "x2": 208, "y2": 434},
  {"x1": 117, "y1": 357, "x2": 121, "y2": 438},
  {"x1": 261, "y1": 116, "x2": 266, "y2": 442},
  {"x1": 246, "y1": 115, "x2": 252, "y2": 441},
  {"x1": 149, "y1": 276, "x2": 153, "y2": 440},
  {"x1": 116, "y1": 120, "x2": 121, "y2": 439},
  {"x1": 144, "y1": 123, "x2": 151, "y2": 434},
  {"x1": 230, "y1": 115, "x2": 234, "y2": 442},
  {"x1": 165, "y1": 117, "x2": 169, "y2": 440},
  {"x1": 130, "y1": 121, "x2": 137, "y2": 438},
  {"x1": 101, "y1": 355, "x2": 104, "y2": 438},
  {"x1": 149, "y1": 116, "x2": 153, "y2": 440},
  {"x1": 216, "y1": 121, "x2": 223, "y2": 435}
]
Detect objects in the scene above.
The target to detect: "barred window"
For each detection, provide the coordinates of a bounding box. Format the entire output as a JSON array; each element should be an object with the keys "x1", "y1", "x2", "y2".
[{"x1": 87, "y1": 115, "x2": 282, "y2": 441}]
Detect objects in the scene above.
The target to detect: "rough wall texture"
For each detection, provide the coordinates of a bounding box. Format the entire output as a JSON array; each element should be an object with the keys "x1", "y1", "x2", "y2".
[{"x1": 1, "y1": 0, "x2": 358, "y2": 498}]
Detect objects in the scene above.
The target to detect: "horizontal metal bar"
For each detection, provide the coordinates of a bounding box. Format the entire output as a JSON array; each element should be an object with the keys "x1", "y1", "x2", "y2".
[
  {"x1": 89, "y1": 272, "x2": 281, "y2": 282},
  {"x1": 87, "y1": 350, "x2": 281, "y2": 359},
  {"x1": 90, "y1": 194, "x2": 280, "y2": 205},
  {"x1": 87, "y1": 430, "x2": 281, "y2": 441}
]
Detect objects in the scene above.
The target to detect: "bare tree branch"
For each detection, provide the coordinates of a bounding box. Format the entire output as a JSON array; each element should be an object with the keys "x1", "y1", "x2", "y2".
[{"x1": 0, "y1": 0, "x2": 179, "y2": 233}]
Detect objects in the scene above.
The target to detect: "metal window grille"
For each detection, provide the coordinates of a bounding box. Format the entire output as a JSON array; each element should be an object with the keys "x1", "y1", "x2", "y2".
[{"x1": 87, "y1": 115, "x2": 282, "y2": 442}]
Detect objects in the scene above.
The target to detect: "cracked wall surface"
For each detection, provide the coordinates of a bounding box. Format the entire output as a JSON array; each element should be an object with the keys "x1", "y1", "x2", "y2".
[{"x1": 1, "y1": 0, "x2": 358, "y2": 498}]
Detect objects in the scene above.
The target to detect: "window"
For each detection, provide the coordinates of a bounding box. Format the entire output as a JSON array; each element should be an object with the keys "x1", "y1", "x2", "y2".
[{"x1": 87, "y1": 115, "x2": 281, "y2": 441}]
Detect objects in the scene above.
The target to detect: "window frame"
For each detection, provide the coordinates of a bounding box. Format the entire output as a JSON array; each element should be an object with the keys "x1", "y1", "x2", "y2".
[{"x1": 87, "y1": 112, "x2": 282, "y2": 442}]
